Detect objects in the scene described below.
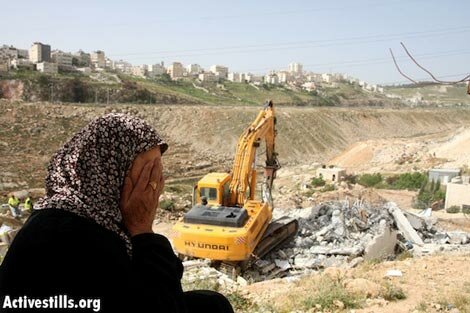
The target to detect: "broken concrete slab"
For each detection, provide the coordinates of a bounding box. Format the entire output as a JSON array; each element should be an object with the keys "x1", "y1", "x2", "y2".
[
  {"x1": 403, "y1": 211, "x2": 426, "y2": 231},
  {"x1": 364, "y1": 226, "x2": 397, "y2": 260},
  {"x1": 385, "y1": 269, "x2": 403, "y2": 277},
  {"x1": 447, "y1": 232, "x2": 468, "y2": 244},
  {"x1": 388, "y1": 203, "x2": 424, "y2": 246},
  {"x1": 274, "y1": 259, "x2": 291, "y2": 271},
  {"x1": 293, "y1": 256, "x2": 319, "y2": 269},
  {"x1": 348, "y1": 257, "x2": 364, "y2": 269}
]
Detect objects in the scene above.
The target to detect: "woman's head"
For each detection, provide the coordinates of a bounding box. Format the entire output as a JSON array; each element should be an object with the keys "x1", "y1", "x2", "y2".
[{"x1": 35, "y1": 113, "x2": 168, "y2": 254}]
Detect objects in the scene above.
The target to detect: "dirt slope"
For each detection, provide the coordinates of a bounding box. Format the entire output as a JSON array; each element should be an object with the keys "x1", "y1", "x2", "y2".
[{"x1": 1, "y1": 101, "x2": 470, "y2": 192}]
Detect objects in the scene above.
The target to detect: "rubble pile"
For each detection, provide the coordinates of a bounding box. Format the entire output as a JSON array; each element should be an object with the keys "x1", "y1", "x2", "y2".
[{"x1": 244, "y1": 201, "x2": 470, "y2": 281}]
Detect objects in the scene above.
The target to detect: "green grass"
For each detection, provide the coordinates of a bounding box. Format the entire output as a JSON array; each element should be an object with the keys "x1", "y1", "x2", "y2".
[{"x1": 302, "y1": 276, "x2": 362, "y2": 311}]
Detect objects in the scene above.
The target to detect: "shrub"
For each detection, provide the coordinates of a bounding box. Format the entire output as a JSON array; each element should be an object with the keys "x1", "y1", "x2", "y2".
[
  {"x1": 446, "y1": 205, "x2": 461, "y2": 214},
  {"x1": 392, "y1": 172, "x2": 428, "y2": 190},
  {"x1": 311, "y1": 176, "x2": 326, "y2": 187},
  {"x1": 343, "y1": 174, "x2": 357, "y2": 184},
  {"x1": 357, "y1": 173, "x2": 383, "y2": 187},
  {"x1": 462, "y1": 206, "x2": 470, "y2": 215},
  {"x1": 302, "y1": 276, "x2": 361, "y2": 310},
  {"x1": 321, "y1": 184, "x2": 335, "y2": 192},
  {"x1": 381, "y1": 282, "x2": 406, "y2": 301},
  {"x1": 159, "y1": 199, "x2": 175, "y2": 211}
]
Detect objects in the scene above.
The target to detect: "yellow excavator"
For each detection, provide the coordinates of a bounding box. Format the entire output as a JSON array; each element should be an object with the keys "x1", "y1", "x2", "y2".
[{"x1": 172, "y1": 100, "x2": 298, "y2": 269}]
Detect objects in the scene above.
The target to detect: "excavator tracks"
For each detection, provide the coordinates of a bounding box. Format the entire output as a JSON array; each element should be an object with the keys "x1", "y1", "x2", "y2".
[{"x1": 217, "y1": 216, "x2": 299, "y2": 277}]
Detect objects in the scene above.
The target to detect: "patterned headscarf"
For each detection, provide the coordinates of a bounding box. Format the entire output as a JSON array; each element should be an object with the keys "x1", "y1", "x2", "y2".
[{"x1": 35, "y1": 113, "x2": 168, "y2": 256}]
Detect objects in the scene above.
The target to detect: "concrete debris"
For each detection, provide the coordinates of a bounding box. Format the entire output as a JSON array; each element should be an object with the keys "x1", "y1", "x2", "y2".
[
  {"x1": 385, "y1": 269, "x2": 403, "y2": 277},
  {"x1": 182, "y1": 259, "x2": 211, "y2": 270},
  {"x1": 274, "y1": 259, "x2": 291, "y2": 271},
  {"x1": 249, "y1": 200, "x2": 470, "y2": 281},
  {"x1": 387, "y1": 202, "x2": 424, "y2": 245}
]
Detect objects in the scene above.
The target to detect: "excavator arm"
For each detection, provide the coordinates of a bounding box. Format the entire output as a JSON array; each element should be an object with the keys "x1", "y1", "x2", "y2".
[{"x1": 229, "y1": 100, "x2": 280, "y2": 207}]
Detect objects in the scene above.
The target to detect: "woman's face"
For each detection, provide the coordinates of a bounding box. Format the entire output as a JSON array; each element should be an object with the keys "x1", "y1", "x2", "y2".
[
  {"x1": 120, "y1": 146, "x2": 165, "y2": 236},
  {"x1": 128, "y1": 147, "x2": 164, "y2": 193}
]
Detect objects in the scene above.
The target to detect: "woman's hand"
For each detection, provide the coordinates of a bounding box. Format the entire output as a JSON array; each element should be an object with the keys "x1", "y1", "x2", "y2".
[{"x1": 120, "y1": 152, "x2": 164, "y2": 237}]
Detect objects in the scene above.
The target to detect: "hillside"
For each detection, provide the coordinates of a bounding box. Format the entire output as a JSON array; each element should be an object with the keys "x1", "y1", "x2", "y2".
[
  {"x1": 1, "y1": 101, "x2": 470, "y2": 194},
  {"x1": 385, "y1": 83, "x2": 470, "y2": 106},
  {"x1": 0, "y1": 70, "x2": 395, "y2": 106}
]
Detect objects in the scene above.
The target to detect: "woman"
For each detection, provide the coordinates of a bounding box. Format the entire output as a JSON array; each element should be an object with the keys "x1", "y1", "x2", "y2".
[{"x1": 0, "y1": 113, "x2": 233, "y2": 313}]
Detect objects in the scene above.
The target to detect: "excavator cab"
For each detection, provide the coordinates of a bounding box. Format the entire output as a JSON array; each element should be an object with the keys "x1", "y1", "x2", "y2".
[
  {"x1": 192, "y1": 173, "x2": 231, "y2": 207},
  {"x1": 186, "y1": 173, "x2": 249, "y2": 229}
]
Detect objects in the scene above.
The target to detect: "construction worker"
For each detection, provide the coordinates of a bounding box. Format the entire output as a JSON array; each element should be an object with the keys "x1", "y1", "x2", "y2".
[
  {"x1": 24, "y1": 197, "x2": 33, "y2": 212},
  {"x1": 7, "y1": 194, "x2": 21, "y2": 218}
]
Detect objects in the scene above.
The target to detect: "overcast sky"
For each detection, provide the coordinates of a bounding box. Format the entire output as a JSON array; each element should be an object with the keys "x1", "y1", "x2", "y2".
[{"x1": 2, "y1": 0, "x2": 469, "y2": 85}]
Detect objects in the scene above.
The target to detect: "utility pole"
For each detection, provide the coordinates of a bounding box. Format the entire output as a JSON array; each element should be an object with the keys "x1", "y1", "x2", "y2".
[{"x1": 107, "y1": 88, "x2": 110, "y2": 105}]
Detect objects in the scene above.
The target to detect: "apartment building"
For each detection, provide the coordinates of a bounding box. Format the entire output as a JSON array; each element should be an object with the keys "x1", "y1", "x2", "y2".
[
  {"x1": 113, "y1": 60, "x2": 132, "y2": 73},
  {"x1": 91, "y1": 50, "x2": 106, "y2": 68},
  {"x1": 0, "y1": 45, "x2": 19, "y2": 60},
  {"x1": 167, "y1": 62, "x2": 184, "y2": 79},
  {"x1": 11, "y1": 59, "x2": 34, "y2": 70},
  {"x1": 51, "y1": 50, "x2": 73, "y2": 70},
  {"x1": 29, "y1": 42, "x2": 51, "y2": 63},
  {"x1": 36, "y1": 62, "x2": 58, "y2": 74},
  {"x1": 209, "y1": 65, "x2": 228, "y2": 79},
  {"x1": 198, "y1": 72, "x2": 217, "y2": 82},
  {"x1": 187, "y1": 64, "x2": 202, "y2": 76},
  {"x1": 264, "y1": 72, "x2": 279, "y2": 85},
  {"x1": 288, "y1": 62, "x2": 303, "y2": 75},
  {"x1": 74, "y1": 50, "x2": 91, "y2": 67},
  {"x1": 148, "y1": 63, "x2": 166, "y2": 77},
  {"x1": 227, "y1": 72, "x2": 240, "y2": 82}
]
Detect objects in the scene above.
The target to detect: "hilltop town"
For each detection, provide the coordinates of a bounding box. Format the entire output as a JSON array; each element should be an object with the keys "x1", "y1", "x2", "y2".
[{"x1": 0, "y1": 42, "x2": 384, "y2": 92}]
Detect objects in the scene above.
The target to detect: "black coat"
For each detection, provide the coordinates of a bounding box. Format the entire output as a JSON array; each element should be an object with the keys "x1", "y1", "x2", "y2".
[{"x1": 0, "y1": 209, "x2": 233, "y2": 313}]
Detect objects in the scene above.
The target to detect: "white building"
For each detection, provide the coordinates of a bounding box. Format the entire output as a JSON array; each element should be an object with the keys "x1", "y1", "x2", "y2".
[
  {"x1": 105, "y1": 58, "x2": 113, "y2": 69},
  {"x1": 445, "y1": 176, "x2": 470, "y2": 209},
  {"x1": 36, "y1": 62, "x2": 58, "y2": 74},
  {"x1": 11, "y1": 59, "x2": 34, "y2": 70},
  {"x1": 209, "y1": 65, "x2": 228, "y2": 79},
  {"x1": 131, "y1": 66, "x2": 147, "y2": 78},
  {"x1": 198, "y1": 72, "x2": 217, "y2": 82},
  {"x1": 90, "y1": 50, "x2": 106, "y2": 68},
  {"x1": 167, "y1": 62, "x2": 184, "y2": 79},
  {"x1": 317, "y1": 167, "x2": 346, "y2": 183},
  {"x1": 51, "y1": 50, "x2": 73, "y2": 70},
  {"x1": 148, "y1": 63, "x2": 165, "y2": 77},
  {"x1": 0, "y1": 45, "x2": 18, "y2": 60},
  {"x1": 227, "y1": 72, "x2": 240, "y2": 82},
  {"x1": 76, "y1": 67, "x2": 92, "y2": 74},
  {"x1": 187, "y1": 64, "x2": 202, "y2": 76},
  {"x1": 322, "y1": 73, "x2": 333, "y2": 83},
  {"x1": 0, "y1": 60, "x2": 9, "y2": 72},
  {"x1": 302, "y1": 82, "x2": 316, "y2": 91},
  {"x1": 264, "y1": 73, "x2": 279, "y2": 85},
  {"x1": 288, "y1": 62, "x2": 303, "y2": 75},
  {"x1": 277, "y1": 71, "x2": 290, "y2": 84},
  {"x1": 306, "y1": 73, "x2": 322, "y2": 83},
  {"x1": 113, "y1": 60, "x2": 132, "y2": 73},
  {"x1": 29, "y1": 42, "x2": 51, "y2": 63}
]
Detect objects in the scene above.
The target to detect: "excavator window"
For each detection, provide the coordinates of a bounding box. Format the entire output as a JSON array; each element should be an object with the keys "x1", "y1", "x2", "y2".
[{"x1": 200, "y1": 187, "x2": 217, "y2": 201}]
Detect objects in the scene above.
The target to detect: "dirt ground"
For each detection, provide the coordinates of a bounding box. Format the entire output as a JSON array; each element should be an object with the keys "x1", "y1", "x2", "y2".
[
  {"x1": 328, "y1": 127, "x2": 470, "y2": 174},
  {"x1": 245, "y1": 252, "x2": 470, "y2": 313}
]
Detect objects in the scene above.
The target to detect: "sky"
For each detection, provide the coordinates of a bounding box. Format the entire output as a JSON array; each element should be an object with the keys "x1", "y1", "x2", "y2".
[{"x1": 2, "y1": 0, "x2": 469, "y2": 85}]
